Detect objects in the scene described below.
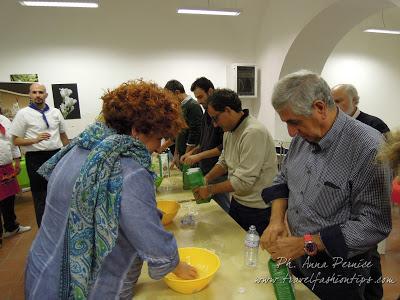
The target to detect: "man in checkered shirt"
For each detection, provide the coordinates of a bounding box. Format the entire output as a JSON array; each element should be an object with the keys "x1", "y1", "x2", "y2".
[{"x1": 261, "y1": 70, "x2": 392, "y2": 300}]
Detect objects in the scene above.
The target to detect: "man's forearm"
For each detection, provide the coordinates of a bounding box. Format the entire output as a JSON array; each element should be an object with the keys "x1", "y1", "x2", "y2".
[
  {"x1": 270, "y1": 198, "x2": 288, "y2": 223},
  {"x1": 208, "y1": 180, "x2": 234, "y2": 195},
  {"x1": 187, "y1": 146, "x2": 200, "y2": 155},
  {"x1": 204, "y1": 163, "x2": 227, "y2": 182},
  {"x1": 13, "y1": 136, "x2": 37, "y2": 146},
  {"x1": 185, "y1": 144, "x2": 196, "y2": 153},
  {"x1": 60, "y1": 132, "x2": 69, "y2": 146},
  {"x1": 196, "y1": 147, "x2": 221, "y2": 160}
]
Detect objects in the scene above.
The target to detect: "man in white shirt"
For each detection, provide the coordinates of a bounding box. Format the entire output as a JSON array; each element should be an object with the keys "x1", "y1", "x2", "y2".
[{"x1": 11, "y1": 83, "x2": 69, "y2": 227}]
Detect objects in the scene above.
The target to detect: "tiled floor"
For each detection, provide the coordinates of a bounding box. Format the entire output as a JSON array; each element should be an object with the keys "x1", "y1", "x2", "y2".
[{"x1": 0, "y1": 192, "x2": 399, "y2": 299}]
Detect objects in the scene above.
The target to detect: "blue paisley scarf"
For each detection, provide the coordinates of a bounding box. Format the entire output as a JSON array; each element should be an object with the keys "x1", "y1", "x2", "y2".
[{"x1": 38, "y1": 121, "x2": 154, "y2": 299}]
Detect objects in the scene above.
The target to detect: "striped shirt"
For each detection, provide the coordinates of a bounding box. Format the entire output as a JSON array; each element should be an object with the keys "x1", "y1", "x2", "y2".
[{"x1": 262, "y1": 110, "x2": 392, "y2": 258}]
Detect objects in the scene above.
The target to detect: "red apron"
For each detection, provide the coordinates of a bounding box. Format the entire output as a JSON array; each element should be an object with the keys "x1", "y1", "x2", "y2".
[{"x1": 0, "y1": 163, "x2": 20, "y2": 201}]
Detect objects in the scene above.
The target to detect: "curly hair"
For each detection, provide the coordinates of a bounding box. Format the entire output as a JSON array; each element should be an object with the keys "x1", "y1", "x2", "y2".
[
  {"x1": 102, "y1": 80, "x2": 186, "y2": 137},
  {"x1": 377, "y1": 130, "x2": 400, "y2": 175}
]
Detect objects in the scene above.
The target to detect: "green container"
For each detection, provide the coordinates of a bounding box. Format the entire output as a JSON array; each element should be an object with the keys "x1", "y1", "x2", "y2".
[
  {"x1": 16, "y1": 157, "x2": 30, "y2": 189},
  {"x1": 182, "y1": 163, "x2": 190, "y2": 190},
  {"x1": 186, "y1": 167, "x2": 211, "y2": 204},
  {"x1": 151, "y1": 156, "x2": 163, "y2": 188},
  {"x1": 268, "y1": 258, "x2": 296, "y2": 300}
]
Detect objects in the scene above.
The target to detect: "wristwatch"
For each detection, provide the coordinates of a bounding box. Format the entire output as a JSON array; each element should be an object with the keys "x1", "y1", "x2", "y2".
[{"x1": 304, "y1": 234, "x2": 318, "y2": 256}]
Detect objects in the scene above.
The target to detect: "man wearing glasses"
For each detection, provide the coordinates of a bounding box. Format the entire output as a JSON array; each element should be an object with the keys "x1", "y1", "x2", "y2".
[{"x1": 193, "y1": 89, "x2": 277, "y2": 235}]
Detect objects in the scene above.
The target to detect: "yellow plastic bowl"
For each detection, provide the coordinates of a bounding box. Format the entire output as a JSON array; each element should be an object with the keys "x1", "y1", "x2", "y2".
[
  {"x1": 157, "y1": 200, "x2": 180, "y2": 225},
  {"x1": 164, "y1": 247, "x2": 221, "y2": 294}
]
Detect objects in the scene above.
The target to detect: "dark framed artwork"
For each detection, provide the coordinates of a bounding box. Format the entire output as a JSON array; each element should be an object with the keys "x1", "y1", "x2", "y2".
[
  {"x1": 10, "y1": 74, "x2": 39, "y2": 82},
  {"x1": 51, "y1": 83, "x2": 81, "y2": 119}
]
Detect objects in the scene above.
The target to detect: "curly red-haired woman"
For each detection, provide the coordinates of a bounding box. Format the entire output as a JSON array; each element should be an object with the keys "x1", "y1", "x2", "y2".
[{"x1": 25, "y1": 80, "x2": 196, "y2": 299}]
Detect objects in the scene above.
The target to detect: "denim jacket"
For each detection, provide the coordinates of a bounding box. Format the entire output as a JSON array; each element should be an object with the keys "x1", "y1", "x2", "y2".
[{"x1": 25, "y1": 146, "x2": 179, "y2": 299}]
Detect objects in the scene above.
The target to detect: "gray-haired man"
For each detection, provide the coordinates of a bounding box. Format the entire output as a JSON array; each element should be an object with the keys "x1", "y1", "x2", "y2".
[
  {"x1": 331, "y1": 83, "x2": 390, "y2": 134},
  {"x1": 261, "y1": 70, "x2": 391, "y2": 299}
]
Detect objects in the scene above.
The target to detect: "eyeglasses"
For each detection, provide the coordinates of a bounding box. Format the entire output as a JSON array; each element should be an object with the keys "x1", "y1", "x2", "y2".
[{"x1": 210, "y1": 111, "x2": 223, "y2": 123}]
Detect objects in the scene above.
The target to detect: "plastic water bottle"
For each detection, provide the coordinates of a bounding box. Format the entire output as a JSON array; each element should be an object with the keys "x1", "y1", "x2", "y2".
[
  {"x1": 159, "y1": 152, "x2": 170, "y2": 178},
  {"x1": 244, "y1": 225, "x2": 259, "y2": 267}
]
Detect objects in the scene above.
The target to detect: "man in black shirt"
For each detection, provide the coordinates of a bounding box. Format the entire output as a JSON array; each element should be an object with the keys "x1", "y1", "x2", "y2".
[
  {"x1": 331, "y1": 84, "x2": 390, "y2": 134},
  {"x1": 162, "y1": 80, "x2": 203, "y2": 168},
  {"x1": 180, "y1": 77, "x2": 230, "y2": 212}
]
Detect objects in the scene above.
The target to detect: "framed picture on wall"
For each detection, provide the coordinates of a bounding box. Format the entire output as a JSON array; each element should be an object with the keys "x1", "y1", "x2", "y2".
[
  {"x1": 10, "y1": 74, "x2": 39, "y2": 82},
  {"x1": 51, "y1": 83, "x2": 81, "y2": 120},
  {"x1": 0, "y1": 82, "x2": 31, "y2": 120}
]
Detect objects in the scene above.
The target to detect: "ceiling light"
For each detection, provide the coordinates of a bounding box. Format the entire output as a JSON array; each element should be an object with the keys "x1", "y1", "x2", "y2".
[
  {"x1": 363, "y1": 10, "x2": 400, "y2": 35},
  {"x1": 177, "y1": 8, "x2": 240, "y2": 16},
  {"x1": 19, "y1": 0, "x2": 98, "y2": 8},
  {"x1": 363, "y1": 29, "x2": 400, "y2": 35}
]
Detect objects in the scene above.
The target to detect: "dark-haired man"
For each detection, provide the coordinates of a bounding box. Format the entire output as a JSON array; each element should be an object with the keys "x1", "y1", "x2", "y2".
[
  {"x1": 193, "y1": 89, "x2": 277, "y2": 235},
  {"x1": 162, "y1": 80, "x2": 202, "y2": 168},
  {"x1": 180, "y1": 77, "x2": 230, "y2": 212}
]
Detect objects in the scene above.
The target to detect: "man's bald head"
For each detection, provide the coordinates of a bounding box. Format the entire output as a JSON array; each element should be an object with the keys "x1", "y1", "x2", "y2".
[{"x1": 29, "y1": 83, "x2": 48, "y2": 108}]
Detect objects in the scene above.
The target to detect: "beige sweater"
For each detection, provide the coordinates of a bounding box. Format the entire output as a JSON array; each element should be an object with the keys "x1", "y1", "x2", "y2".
[{"x1": 217, "y1": 115, "x2": 277, "y2": 209}]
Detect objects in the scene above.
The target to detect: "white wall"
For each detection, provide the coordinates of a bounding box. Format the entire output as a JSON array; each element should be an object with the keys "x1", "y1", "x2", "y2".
[
  {"x1": 2, "y1": 0, "x2": 399, "y2": 138},
  {"x1": 322, "y1": 8, "x2": 400, "y2": 130},
  {"x1": 255, "y1": 0, "x2": 337, "y2": 141},
  {"x1": 0, "y1": 0, "x2": 266, "y2": 137},
  {"x1": 255, "y1": 0, "x2": 398, "y2": 141}
]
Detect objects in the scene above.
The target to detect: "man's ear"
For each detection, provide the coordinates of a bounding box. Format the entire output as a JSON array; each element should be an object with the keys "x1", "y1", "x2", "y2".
[
  {"x1": 352, "y1": 96, "x2": 357, "y2": 106},
  {"x1": 207, "y1": 88, "x2": 213, "y2": 96},
  {"x1": 312, "y1": 100, "x2": 327, "y2": 117}
]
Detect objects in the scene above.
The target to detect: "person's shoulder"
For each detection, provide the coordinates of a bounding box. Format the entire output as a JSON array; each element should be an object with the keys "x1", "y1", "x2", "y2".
[
  {"x1": 343, "y1": 116, "x2": 382, "y2": 148},
  {"x1": 242, "y1": 116, "x2": 274, "y2": 140},
  {"x1": 0, "y1": 114, "x2": 10, "y2": 123},
  {"x1": 357, "y1": 111, "x2": 389, "y2": 133},
  {"x1": 187, "y1": 98, "x2": 202, "y2": 110},
  {"x1": 12, "y1": 107, "x2": 30, "y2": 120},
  {"x1": 245, "y1": 115, "x2": 268, "y2": 132},
  {"x1": 16, "y1": 106, "x2": 31, "y2": 114},
  {"x1": 48, "y1": 107, "x2": 62, "y2": 114},
  {"x1": 121, "y1": 158, "x2": 153, "y2": 182}
]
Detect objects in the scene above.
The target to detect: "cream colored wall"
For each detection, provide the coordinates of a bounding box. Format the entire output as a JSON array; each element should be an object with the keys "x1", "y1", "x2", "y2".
[
  {"x1": 322, "y1": 8, "x2": 400, "y2": 130},
  {"x1": 255, "y1": 0, "x2": 398, "y2": 141},
  {"x1": 1, "y1": 0, "x2": 399, "y2": 138},
  {"x1": 0, "y1": 0, "x2": 266, "y2": 137}
]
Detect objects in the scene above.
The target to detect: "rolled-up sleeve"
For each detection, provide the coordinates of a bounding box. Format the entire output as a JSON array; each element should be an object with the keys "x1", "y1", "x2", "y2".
[
  {"x1": 10, "y1": 111, "x2": 27, "y2": 138},
  {"x1": 58, "y1": 109, "x2": 67, "y2": 134},
  {"x1": 11, "y1": 143, "x2": 21, "y2": 159},
  {"x1": 262, "y1": 153, "x2": 289, "y2": 203},
  {"x1": 119, "y1": 169, "x2": 179, "y2": 280}
]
